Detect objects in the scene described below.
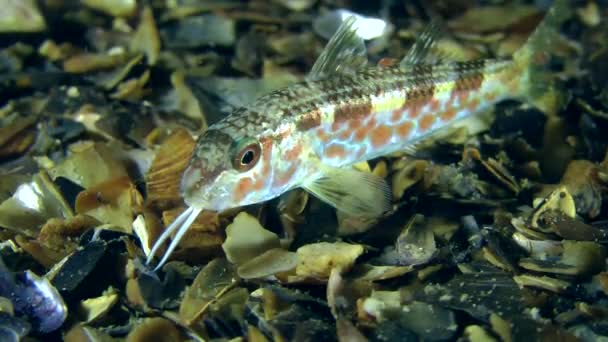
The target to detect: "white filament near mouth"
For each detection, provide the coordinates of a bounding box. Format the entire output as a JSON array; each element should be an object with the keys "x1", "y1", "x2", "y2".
[{"x1": 146, "y1": 206, "x2": 202, "y2": 271}]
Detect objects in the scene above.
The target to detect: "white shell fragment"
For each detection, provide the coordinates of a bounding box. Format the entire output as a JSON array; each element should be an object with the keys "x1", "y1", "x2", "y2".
[
  {"x1": 313, "y1": 9, "x2": 391, "y2": 41},
  {"x1": 132, "y1": 215, "x2": 151, "y2": 257}
]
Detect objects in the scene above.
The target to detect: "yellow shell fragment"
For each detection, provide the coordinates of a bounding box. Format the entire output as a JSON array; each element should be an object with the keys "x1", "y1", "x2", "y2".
[
  {"x1": 110, "y1": 69, "x2": 151, "y2": 101},
  {"x1": 0, "y1": 297, "x2": 14, "y2": 315},
  {"x1": 81, "y1": 0, "x2": 137, "y2": 17},
  {"x1": 530, "y1": 186, "x2": 576, "y2": 228},
  {"x1": 512, "y1": 274, "x2": 570, "y2": 293},
  {"x1": 78, "y1": 290, "x2": 119, "y2": 324},
  {"x1": 576, "y1": 1, "x2": 601, "y2": 27},
  {"x1": 75, "y1": 176, "x2": 143, "y2": 233},
  {"x1": 559, "y1": 160, "x2": 602, "y2": 218},
  {"x1": 125, "y1": 317, "x2": 181, "y2": 342},
  {"x1": 560, "y1": 241, "x2": 607, "y2": 276},
  {"x1": 0, "y1": 115, "x2": 36, "y2": 158},
  {"x1": 65, "y1": 324, "x2": 113, "y2": 342},
  {"x1": 352, "y1": 161, "x2": 371, "y2": 173},
  {"x1": 448, "y1": 5, "x2": 539, "y2": 34},
  {"x1": 0, "y1": 172, "x2": 74, "y2": 237},
  {"x1": 351, "y1": 264, "x2": 414, "y2": 282},
  {"x1": 48, "y1": 142, "x2": 128, "y2": 189},
  {"x1": 222, "y1": 212, "x2": 280, "y2": 266},
  {"x1": 179, "y1": 258, "x2": 237, "y2": 326},
  {"x1": 295, "y1": 242, "x2": 364, "y2": 278},
  {"x1": 489, "y1": 314, "x2": 512, "y2": 342},
  {"x1": 63, "y1": 53, "x2": 130, "y2": 74},
  {"x1": 237, "y1": 248, "x2": 298, "y2": 280},
  {"x1": 0, "y1": 0, "x2": 46, "y2": 32},
  {"x1": 391, "y1": 159, "x2": 428, "y2": 200},
  {"x1": 170, "y1": 71, "x2": 206, "y2": 127},
  {"x1": 131, "y1": 6, "x2": 161, "y2": 65}
]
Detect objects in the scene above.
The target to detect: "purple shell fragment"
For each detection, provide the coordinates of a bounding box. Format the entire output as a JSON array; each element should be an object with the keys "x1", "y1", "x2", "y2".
[{"x1": 0, "y1": 258, "x2": 67, "y2": 333}]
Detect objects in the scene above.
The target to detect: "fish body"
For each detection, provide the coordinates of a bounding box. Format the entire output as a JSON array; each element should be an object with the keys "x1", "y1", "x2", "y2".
[
  {"x1": 182, "y1": 59, "x2": 517, "y2": 208},
  {"x1": 148, "y1": 0, "x2": 571, "y2": 269}
]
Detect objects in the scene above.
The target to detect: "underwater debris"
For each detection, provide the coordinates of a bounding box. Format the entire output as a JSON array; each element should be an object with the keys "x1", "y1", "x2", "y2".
[
  {"x1": 0, "y1": 0, "x2": 605, "y2": 340},
  {"x1": 0, "y1": 257, "x2": 66, "y2": 333}
]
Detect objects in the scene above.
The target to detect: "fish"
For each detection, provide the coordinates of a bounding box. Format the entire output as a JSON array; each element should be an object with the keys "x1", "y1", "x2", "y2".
[{"x1": 147, "y1": 0, "x2": 571, "y2": 270}]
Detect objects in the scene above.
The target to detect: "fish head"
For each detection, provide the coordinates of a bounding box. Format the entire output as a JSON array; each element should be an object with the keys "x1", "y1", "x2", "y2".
[{"x1": 180, "y1": 128, "x2": 274, "y2": 211}]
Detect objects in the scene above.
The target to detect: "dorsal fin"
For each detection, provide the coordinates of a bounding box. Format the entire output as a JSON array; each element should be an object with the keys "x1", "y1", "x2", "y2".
[
  {"x1": 400, "y1": 20, "x2": 443, "y2": 68},
  {"x1": 308, "y1": 16, "x2": 368, "y2": 81}
]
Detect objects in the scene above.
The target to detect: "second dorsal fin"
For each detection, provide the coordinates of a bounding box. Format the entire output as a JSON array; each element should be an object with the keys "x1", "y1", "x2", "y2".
[
  {"x1": 400, "y1": 21, "x2": 444, "y2": 67},
  {"x1": 308, "y1": 16, "x2": 368, "y2": 81}
]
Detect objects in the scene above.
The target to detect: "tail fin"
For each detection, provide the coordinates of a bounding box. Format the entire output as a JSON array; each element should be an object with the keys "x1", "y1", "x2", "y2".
[{"x1": 513, "y1": 0, "x2": 572, "y2": 115}]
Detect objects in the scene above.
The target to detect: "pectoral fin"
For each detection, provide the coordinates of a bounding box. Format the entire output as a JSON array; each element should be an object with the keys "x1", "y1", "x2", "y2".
[{"x1": 302, "y1": 165, "x2": 391, "y2": 218}]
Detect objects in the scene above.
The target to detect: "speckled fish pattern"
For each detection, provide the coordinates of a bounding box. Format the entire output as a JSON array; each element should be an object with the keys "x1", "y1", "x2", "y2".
[{"x1": 190, "y1": 58, "x2": 523, "y2": 204}]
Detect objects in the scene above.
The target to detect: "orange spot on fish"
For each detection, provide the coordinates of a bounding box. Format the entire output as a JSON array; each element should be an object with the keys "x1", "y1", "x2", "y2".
[
  {"x1": 349, "y1": 118, "x2": 361, "y2": 130},
  {"x1": 317, "y1": 129, "x2": 329, "y2": 142},
  {"x1": 470, "y1": 75, "x2": 484, "y2": 90},
  {"x1": 429, "y1": 99, "x2": 440, "y2": 112},
  {"x1": 234, "y1": 177, "x2": 253, "y2": 202},
  {"x1": 355, "y1": 127, "x2": 369, "y2": 142},
  {"x1": 391, "y1": 110, "x2": 402, "y2": 123},
  {"x1": 260, "y1": 138, "x2": 273, "y2": 176},
  {"x1": 441, "y1": 108, "x2": 457, "y2": 121},
  {"x1": 397, "y1": 121, "x2": 413, "y2": 138},
  {"x1": 467, "y1": 98, "x2": 480, "y2": 112},
  {"x1": 275, "y1": 164, "x2": 297, "y2": 187},
  {"x1": 378, "y1": 57, "x2": 399, "y2": 68},
  {"x1": 326, "y1": 144, "x2": 346, "y2": 158},
  {"x1": 338, "y1": 129, "x2": 351, "y2": 140},
  {"x1": 449, "y1": 89, "x2": 469, "y2": 106},
  {"x1": 407, "y1": 100, "x2": 423, "y2": 119},
  {"x1": 371, "y1": 125, "x2": 392, "y2": 148},
  {"x1": 458, "y1": 90, "x2": 469, "y2": 104},
  {"x1": 367, "y1": 116, "x2": 377, "y2": 127},
  {"x1": 419, "y1": 114, "x2": 436, "y2": 132},
  {"x1": 331, "y1": 120, "x2": 343, "y2": 132},
  {"x1": 446, "y1": 94, "x2": 455, "y2": 108},
  {"x1": 253, "y1": 178, "x2": 266, "y2": 191},
  {"x1": 284, "y1": 143, "x2": 302, "y2": 161}
]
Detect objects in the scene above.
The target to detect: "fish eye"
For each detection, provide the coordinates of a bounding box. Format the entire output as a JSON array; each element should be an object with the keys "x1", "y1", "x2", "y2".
[{"x1": 232, "y1": 138, "x2": 261, "y2": 172}]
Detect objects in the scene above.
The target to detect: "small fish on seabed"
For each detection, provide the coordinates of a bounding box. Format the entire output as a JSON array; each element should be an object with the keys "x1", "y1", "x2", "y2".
[{"x1": 147, "y1": 0, "x2": 572, "y2": 270}]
